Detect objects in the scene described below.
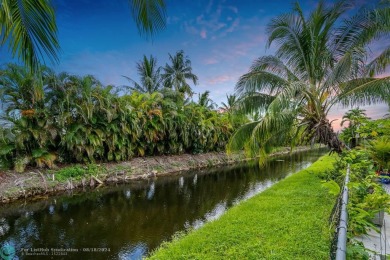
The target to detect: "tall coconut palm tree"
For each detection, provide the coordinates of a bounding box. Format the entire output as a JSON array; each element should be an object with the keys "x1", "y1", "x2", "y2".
[
  {"x1": 228, "y1": 1, "x2": 390, "y2": 158},
  {"x1": 162, "y1": 50, "x2": 198, "y2": 97},
  {"x1": 124, "y1": 55, "x2": 163, "y2": 94},
  {"x1": 0, "y1": 0, "x2": 166, "y2": 71}
]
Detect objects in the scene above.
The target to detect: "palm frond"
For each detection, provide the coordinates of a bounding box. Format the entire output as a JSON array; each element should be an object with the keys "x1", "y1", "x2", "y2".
[
  {"x1": 0, "y1": 0, "x2": 59, "y2": 71},
  {"x1": 337, "y1": 77, "x2": 390, "y2": 106},
  {"x1": 235, "y1": 70, "x2": 288, "y2": 97},
  {"x1": 227, "y1": 120, "x2": 260, "y2": 153},
  {"x1": 237, "y1": 92, "x2": 275, "y2": 114},
  {"x1": 332, "y1": 4, "x2": 390, "y2": 59},
  {"x1": 365, "y1": 46, "x2": 390, "y2": 77},
  {"x1": 267, "y1": 12, "x2": 310, "y2": 79},
  {"x1": 129, "y1": 0, "x2": 166, "y2": 39}
]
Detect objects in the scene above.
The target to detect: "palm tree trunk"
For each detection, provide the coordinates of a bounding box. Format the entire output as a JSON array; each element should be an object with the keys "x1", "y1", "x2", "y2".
[{"x1": 321, "y1": 121, "x2": 343, "y2": 154}]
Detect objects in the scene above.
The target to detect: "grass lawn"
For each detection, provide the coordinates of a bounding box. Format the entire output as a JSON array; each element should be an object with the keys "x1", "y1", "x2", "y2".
[{"x1": 149, "y1": 154, "x2": 337, "y2": 260}]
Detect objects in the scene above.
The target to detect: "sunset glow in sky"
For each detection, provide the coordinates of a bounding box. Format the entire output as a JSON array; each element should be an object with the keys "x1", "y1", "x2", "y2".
[{"x1": 0, "y1": 0, "x2": 388, "y2": 129}]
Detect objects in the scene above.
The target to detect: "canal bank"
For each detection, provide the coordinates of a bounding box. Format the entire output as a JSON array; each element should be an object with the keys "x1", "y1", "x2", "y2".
[
  {"x1": 149, "y1": 154, "x2": 337, "y2": 259},
  {"x1": 0, "y1": 149, "x2": 326, "y2": 259},
  {"x1": 0, "y1": 146, "x2": 315, "y2": 204}
]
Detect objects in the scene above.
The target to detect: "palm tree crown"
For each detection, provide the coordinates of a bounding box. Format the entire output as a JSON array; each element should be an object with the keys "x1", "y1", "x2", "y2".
[
  {"x1": 229, "y1": 0, "x2": 390, "y2": 158},
  {"x1": 198, "y1": 91, "x2": 216, "y2": 109},
  {"x1": 220, "y1": 94, "x2": 238, "y2": 112},
  {"x1": 162, "y1": 50, "x2": 198, "y2": 97},
  {"x1": 124, "y1": 55, "x2": 163, "y2": 94}
]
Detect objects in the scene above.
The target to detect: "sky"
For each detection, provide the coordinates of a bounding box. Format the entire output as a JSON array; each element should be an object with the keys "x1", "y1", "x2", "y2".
[{"x1": 0, "y1": 0, "x2": 388, "y2": 130}]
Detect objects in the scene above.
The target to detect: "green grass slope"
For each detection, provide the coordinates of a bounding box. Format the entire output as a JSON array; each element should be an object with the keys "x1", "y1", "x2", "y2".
[{"x1": 149, "y1": 155, "x2": 337, "y2": 260}]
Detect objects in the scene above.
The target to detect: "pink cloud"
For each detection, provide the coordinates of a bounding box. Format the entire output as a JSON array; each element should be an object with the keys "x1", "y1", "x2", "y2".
[
  {"x1": 200, "y1": 29, "x2": 207, "y2": 39},
  {"x1": 204, "y1": 57, "x2": 218, "y2": 64},
  {"x1": 207, "y1": 74, "x2": 236, "y2": 85}
]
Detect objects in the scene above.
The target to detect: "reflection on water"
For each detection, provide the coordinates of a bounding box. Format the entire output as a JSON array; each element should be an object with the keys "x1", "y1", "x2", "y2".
[{"x1": 0, "y1": 149, "x2": 325, "y2": 259}]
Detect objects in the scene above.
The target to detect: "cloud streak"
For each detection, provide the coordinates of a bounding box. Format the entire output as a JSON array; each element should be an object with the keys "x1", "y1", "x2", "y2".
[{"x1": 183, "y1": 0, "x2": 240, "y2": 40}]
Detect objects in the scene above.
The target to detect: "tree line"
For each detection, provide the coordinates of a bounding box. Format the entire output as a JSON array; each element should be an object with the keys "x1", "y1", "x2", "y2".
[{"x1": 0, "y1": 58, "x2": 236, "y2": 172}]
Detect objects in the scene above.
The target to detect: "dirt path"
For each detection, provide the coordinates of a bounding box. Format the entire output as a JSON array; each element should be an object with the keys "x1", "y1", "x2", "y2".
[{"x1": 0, "y1": 146, "x2": 313, "y2": 204}]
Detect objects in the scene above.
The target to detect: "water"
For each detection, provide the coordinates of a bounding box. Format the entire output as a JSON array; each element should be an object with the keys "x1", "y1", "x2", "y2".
[{"x1": 0, "y1": 149, "x2": 325, "y2": 259}]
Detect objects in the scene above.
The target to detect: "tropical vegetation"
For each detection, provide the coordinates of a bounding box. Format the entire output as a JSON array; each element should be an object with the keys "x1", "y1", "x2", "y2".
[
  {"x1": 124, "y1": 55, "x2": 163, "y2": 94},
  {"x1": 162, "y1": 50, "x2": 198, "y2": 97},
  {"x1": 0, "y1": 60, "x2": 233, "y2": 172},
  {"x1": 318, "y1": 110, "x2": 390, "y2": 258},
  {"x1": 340, "y1": 108, "x2": 370, "y2": 148},
  {"x1": 228, "y1": 0, "x2": 390, "y2": 159}
]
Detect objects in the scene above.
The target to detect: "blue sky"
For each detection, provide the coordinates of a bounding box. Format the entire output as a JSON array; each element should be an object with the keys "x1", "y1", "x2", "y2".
[{"x1": 0, "y1": 0, "x2": 388, "y2": 129}]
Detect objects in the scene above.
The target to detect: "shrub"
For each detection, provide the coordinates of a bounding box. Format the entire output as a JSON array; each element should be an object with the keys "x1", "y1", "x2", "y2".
[{"x1": 55, "y1": 166, "x2": 87, "y2": 181}]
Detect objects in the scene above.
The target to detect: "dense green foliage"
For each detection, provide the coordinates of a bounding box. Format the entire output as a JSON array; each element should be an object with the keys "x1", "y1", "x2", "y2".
[
  {"x1": 0, "y1": 64, "x2": 233, "y2": 172},
  {"x1": 340, "y1": 113, "x2": 390, "y2": 171},
  {"x1": 229, "y1": 1, "x2": 390, "y2": 158},
  {"x1": 323, "y1": 112, "x2": 390, "y2": 257},
  {"x1": 339, "y1": 108, "x2": 371, "y2": 148},
  {"x1": 55, "y1": 166, "x2": 87, "y2": 182},
  {"x1": 322, "y1": 149, "x2": 390, "y2": 259},
  {"x1": 149, "y1": 155, "x2": 336, "y2": 259}
]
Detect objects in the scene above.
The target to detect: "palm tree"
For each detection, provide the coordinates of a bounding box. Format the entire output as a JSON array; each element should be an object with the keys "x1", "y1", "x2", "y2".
[
  {"x1": 162, "y1": 50, "x2": 198, "y2": 97},
  {"x1": 198, "y1": 91, "x2": 216, "y2": 109},
  {"x1": 220, "y1": 94, "x2": 238, "y2": 112},
  {"x1": 0, "y1": 0, "x2": 166, "y2": 71},
  {"x1": 124, "y1": 55, "x2": 163, "y2": 93},
  {"x1": 0, "y1": 0, "x2": 59, "y2": 72},
  {"x1": 340, "y1": 108, "x2": 370, "y2": 148},
  {"x1": 0, "y1": 64, "x2": 57, "y2": 171},
  {"x1": 228, "y1": 1, "x2": 390, "y2": 158}
]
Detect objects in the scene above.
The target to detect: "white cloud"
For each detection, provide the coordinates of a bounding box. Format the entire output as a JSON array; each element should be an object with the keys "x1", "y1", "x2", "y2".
[{"x1": 183, "y1": 0, "x2": 239, "y2": 40}]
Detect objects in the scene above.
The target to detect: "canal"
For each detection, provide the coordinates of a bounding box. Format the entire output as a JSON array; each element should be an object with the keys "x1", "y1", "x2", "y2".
[{"x1": 0, "y1": 149, "x2": 325, "y2": 259}]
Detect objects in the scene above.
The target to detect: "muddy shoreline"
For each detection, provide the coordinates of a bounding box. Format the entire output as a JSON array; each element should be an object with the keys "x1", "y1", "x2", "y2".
[{"x1": 0, "y1": 146, "x2": 315, "y2": 204}]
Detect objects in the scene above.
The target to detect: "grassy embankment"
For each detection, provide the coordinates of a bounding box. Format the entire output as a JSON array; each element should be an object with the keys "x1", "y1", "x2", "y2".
[{"x1": 149, "y1": 154, "x2": 337, "y2": 259}]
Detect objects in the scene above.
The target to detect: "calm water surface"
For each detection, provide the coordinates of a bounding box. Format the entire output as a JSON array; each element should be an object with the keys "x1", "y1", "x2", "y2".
[{"x1": 0, "y1": 149, "x2": 326, "y2": 259}]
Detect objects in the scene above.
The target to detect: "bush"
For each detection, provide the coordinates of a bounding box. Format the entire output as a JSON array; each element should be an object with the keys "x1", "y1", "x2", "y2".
[{"x1": 55, "y1": 166, "x2": 87, "y2": 181}]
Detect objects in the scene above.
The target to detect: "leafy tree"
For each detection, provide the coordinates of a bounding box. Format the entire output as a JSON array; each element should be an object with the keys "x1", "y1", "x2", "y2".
[
  {"x1": 340, "y1": 108, "x2": 370, "y2": 148},
  {"x1": 229, "y1": 1, "x2": 390, "y2": 158},
  {"x1": 162, "y1": 50, "x2": 198, "y2": 97},
  {"x1": 124, "y1": 55, "x2": 163, "y2": 93},
  {"x1": 356, "y1": 118, "x2": 390, "y2": 142}
]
